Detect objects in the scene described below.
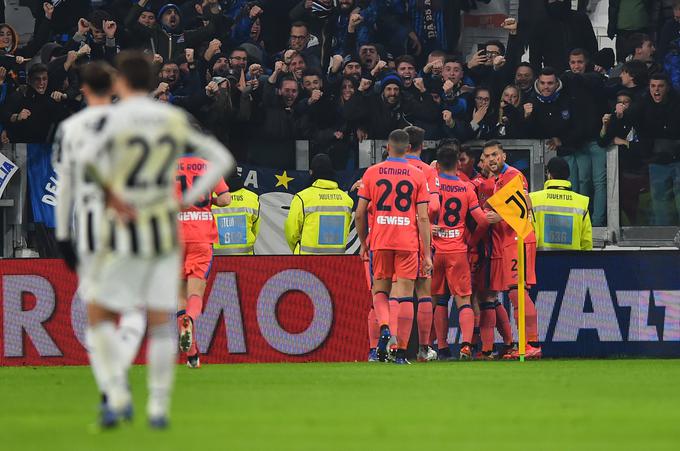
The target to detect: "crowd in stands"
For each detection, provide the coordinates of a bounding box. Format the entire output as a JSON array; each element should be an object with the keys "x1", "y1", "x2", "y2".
[{"x1": 1, "y1": 0, "x2": 680, "y2": 227}]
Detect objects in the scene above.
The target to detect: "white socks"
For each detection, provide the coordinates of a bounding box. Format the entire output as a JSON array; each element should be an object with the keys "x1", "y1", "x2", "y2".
[
  {"x1": 86, "y1": 310, "x2": 146, "y2": 395},
  {"x1": 86, "y1": 321, "x2": 130, "y2": 412},
  {"x1": 146, "y1": 321, "x2": 177, "y2": 419},
  {"x1": 118, "y1": 309, "x2": 147, "y2": 372}
]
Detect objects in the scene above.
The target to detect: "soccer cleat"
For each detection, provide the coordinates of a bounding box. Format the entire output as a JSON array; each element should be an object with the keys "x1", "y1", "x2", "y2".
[
  {"x1": 377, "y1": 327, "x2": 391, "y2": 362},
  {"x1": 394, "y1": 349, "x2": 411, "y2": 365},
  {"x1": 500, "y1": 343, "x2": 518, "y2": 360},
  {"x1": 474, "y1": 351, "x2": 495, "y2": 361},
  {"x1": 99, "y1": 404, "x2": 119, "y2": 429},
  {"x1": 368, "y1": 348, "x2": 379, "y2": 362},
  {"x1": 525, "y1": 344, "x2": 543, "y2": 360},
  {"x1": 459, "y1": 344, "x2": 472, "y2": 361},
  {"x1": 437, "y1": 347, "x2": 453, "y2": 361},
  {"x1": 178, "y1": 316, "x2": 193, "y2": 353},
  {"x1": 187, "y1": 354, "x2": 201, "y2": 369},
  {"x1": 416, "y1": 346, "x2": 438, "y2": 362},
  {"x1": 149, "y1": 416, "x2": 169, "y2": 429},
  {"x1": 120, "y1": 403, "x2": 134, "y2": 422}
]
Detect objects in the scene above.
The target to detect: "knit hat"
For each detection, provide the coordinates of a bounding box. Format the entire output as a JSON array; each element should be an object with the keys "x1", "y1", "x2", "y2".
[
  {"x1": 381, "y1": 72, "x2": 402, "y2": 91},
  {"x1": 158, "y1": 3, "x2": 181, "y2": 20}
]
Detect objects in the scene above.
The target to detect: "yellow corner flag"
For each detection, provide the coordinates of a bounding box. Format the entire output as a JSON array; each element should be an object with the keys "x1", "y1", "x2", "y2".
[
  {"x1": 487, "y1": 174, "x2": 533, "y2": 362},
  {"x1": 487, "y1": 175, "x2": 533, "y2": 239}
]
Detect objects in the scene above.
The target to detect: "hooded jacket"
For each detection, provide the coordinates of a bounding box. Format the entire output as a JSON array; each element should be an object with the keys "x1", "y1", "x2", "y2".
[{"x1": 124, "y1": 3, "x2": 218, "y2": 62}]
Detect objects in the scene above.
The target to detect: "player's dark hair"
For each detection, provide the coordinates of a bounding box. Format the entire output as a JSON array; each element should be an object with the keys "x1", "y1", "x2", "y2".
[
  {"x1": 388, "y1": 129, "x2": 410, "y2": 155},
  {"x1": 115, "y1": 50, "x2": 156, "y2": 91},
  {"x1": 483, "y1": 139, "x2": 504, "y2": 152},
  {"x1": 403, "y1": 126, "x2": 425, "y2": 152},
  {"x1": 291, "y1": 21, "x2": 309, "y2": 32},
  {"x1": 302, "y1": 68, "x2": 323, "y2": 79},
  {"x1": 437, "y1": 145, "x2": 460, "y2": 171},
  {"x1": 459, "y1": 144, "x2": 476, "y2": 160},
  {"x1": 79, "y1": 61, "x2": 114, "y2": 96},
  {"x1": 547, "y1": 157, "x2": 570, "y2": 180}
]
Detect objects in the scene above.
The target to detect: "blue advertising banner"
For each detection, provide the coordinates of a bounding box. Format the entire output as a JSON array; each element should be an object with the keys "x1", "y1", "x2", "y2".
[
  {"x1": 26, "y1": 143, "x2": 57, "y2": 228},
  {"x1": 531, "y1": 251, "x2": 680, "y2": 357}
]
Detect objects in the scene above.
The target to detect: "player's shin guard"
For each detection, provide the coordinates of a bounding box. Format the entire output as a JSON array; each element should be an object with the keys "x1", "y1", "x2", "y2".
[
  {"x1": 117, "y1": 309, "x2": 146, "y2": 371},
  {"x1": 367, "y1": 308, "x2": 380, "y2": 349},
  {"x1": 372, "y1": 291, "x2": 390, "y2": 327},
  {"x1": 434, "y1": 300, "x2": 449, "y2": 350},
  {"x1": 87, "y1": 322, "x2": 129, "y2": 413},
  {"x1": 508, "y1": 288, "x2": 539, "y2": 343},
  {"x1": 458, "y1": 304, "x2": 474, "y2": 345},
  {"x1": 147, "y1": 321, "x2": 177, "y2": 420},
  {"x1": 479, "y1": 302, "x2": 497, "y2": 353},
  {"x1": 416, "y1": 297, "x2": 433, "y2": 346},
  {"x1": 396, "y1": 298, "x2": 414, "y2": 350},
  {"x1": 186, "y1": 294, "x2": 203, "y2": 322},
  {"x1": 494, "y1": 300, "x2": 513, "y2": 345}
]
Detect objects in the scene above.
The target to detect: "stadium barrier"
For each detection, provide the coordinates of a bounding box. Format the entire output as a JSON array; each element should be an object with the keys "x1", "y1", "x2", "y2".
[
  {"x1": 1, "y1": 251, "x2": 679, "y2": 366},
  {"x1": 1, "y1": 140, "x2": 678, "y2": 257}
]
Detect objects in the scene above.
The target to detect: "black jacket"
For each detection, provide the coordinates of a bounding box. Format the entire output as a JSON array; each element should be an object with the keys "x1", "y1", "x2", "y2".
[
  {"x1": 561, "y1": 70, "x2": 608, "y2": 140},
  {"x1": 343, "y1": 90, "x2": 441, "y2": 139},
  {"x1": 523, "y1": 79, "x2": 586, "y2": 155},
  {"x1": 530, "y1": 1, "x2": 598, "y2": 72},
  {"x1": 1, "y1": 85, "x2": 69, "y2": 142}
]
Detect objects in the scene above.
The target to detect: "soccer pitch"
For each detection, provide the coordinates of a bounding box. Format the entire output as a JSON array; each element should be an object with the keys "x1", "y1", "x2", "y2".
[{"x1": 2, "y1": 360, "x2": 680, "y2": 451}]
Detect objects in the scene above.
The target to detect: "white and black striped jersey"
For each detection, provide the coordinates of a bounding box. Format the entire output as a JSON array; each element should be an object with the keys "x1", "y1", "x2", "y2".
[
  {"x1": 82, "y1": 95, "x2": 234, "y2": 258},
  {"x1": 53, "y1": 104, "x2": 112, "y2": 257}
]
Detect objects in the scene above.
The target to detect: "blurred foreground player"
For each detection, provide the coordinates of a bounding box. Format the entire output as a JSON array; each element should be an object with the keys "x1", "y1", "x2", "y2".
[
  {"x1": 176, "y1": 155, "x2": 231, "y2": 369},
  {"x1": 482, "y1": 141, "x2": 541, "y2": 359},
  {"x1": 356, "y1": 129, "x2": 433, "y2": 364},
  {"x1": 82, "y1": 51, "x2": 234, "y2": 428},
  {"x1": 431, "y1": 143, "x2": 488, "y2": 360},
  {"x1": 54, "y1": 61, "x2": 146, "y2": 414},
  {"x1": 403, "y1": 126, "x2": 440, "y2": 362}
]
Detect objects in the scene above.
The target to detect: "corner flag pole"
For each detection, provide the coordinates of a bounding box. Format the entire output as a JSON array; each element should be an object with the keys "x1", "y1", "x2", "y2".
[{"x1": 517, "y1": 236, "x2": 526, "y2": 363}]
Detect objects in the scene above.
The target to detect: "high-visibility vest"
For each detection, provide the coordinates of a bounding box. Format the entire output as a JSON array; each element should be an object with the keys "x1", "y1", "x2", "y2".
[
  {"x1": 529, "y1": 179, "x2": 593, "y2": 251},
  {"x1": 284, "y1": 179, "x2": 354, "y2": 255},
  {"x1": 212, "y1": 188, "x2": 260, "y2": 255}
]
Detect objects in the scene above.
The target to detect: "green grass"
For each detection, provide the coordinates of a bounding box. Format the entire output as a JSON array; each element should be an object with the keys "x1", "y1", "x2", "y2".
[{"x1": 2, "y1": 360, "x2": 680, "y2": 451}]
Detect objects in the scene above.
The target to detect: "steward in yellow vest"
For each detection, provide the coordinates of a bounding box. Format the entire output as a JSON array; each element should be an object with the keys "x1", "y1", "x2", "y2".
[
  {"x1": 529, "y1": 157, "x2": 593, "y2": 250},
  {"x1": 212, "y1": 175, "x2": 260, "y2": 255},
  {"x1": 285, "y1": 154, "x2": 354, "y2": 254}
]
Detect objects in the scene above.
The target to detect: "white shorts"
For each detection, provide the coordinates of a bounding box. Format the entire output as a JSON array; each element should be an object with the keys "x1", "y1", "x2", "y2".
[{"x1": 86, "y1": 251, "x2": 181, "y2": 313}]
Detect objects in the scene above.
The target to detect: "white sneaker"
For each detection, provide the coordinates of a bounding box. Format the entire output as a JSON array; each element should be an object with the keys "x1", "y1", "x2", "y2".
[{"x1": 416, "y1": 346, "x2": 438, "y2": 362}]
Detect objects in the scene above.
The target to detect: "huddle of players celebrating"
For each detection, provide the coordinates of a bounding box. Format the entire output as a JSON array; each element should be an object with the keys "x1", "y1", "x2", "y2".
[{"x1": 356, "y1": 128, "x2": 541, "y2": 364}]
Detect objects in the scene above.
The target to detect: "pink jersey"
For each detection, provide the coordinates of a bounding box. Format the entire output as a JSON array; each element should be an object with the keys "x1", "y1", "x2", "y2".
[
  {"x1": 358, "y1": 157, "x2": 429, "y2": 251},
  {"x1": 490, "y1": 164, "x2": 536, "y2": 257},
  {"x1": 176, "y1": 156, "x2": 229, "y2": 243},
  {"x1": 406, "y1": 155, "x2": 439, "y2": 198},
  {"x1": 433, "y1": 174, "x2": 480, "y2": 253}
]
